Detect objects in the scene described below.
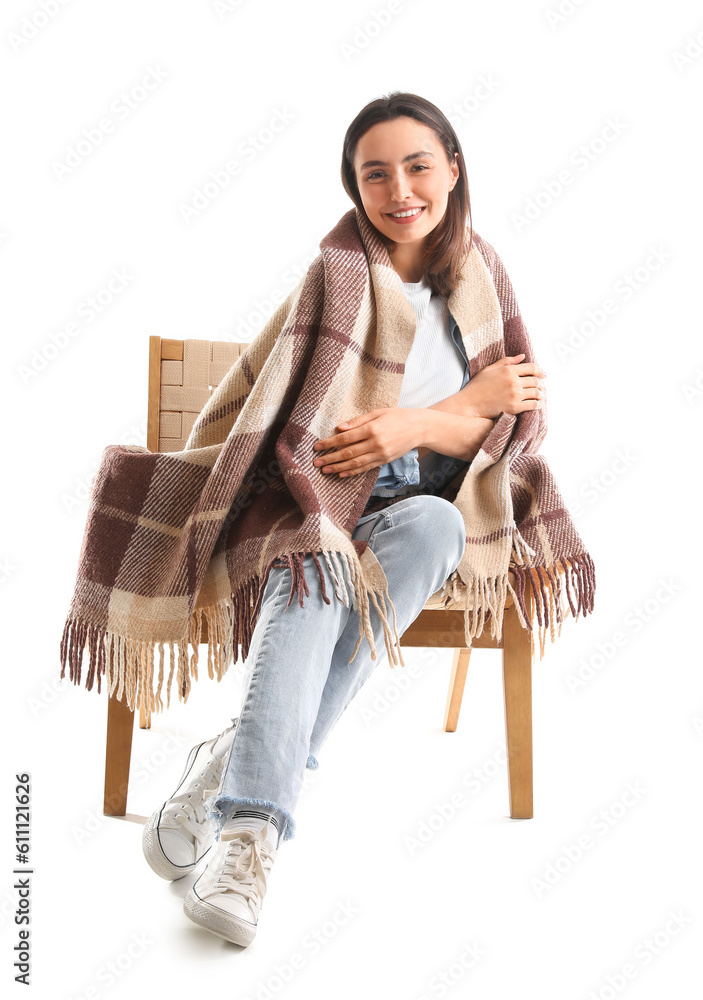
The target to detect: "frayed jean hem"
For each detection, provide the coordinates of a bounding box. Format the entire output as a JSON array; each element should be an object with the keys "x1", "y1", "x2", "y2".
[{"x1": 207, "y1": 794, "x2": 296, "y2": 843}]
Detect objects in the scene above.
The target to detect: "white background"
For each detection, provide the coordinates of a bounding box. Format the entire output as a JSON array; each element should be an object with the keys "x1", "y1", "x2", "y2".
[{"x1": 2, "y1": 1, "x2": 701, "y2": 997}]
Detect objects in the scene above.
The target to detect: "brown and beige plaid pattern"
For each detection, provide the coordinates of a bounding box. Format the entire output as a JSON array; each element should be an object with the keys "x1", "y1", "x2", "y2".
[{"x1": 59, "y1": 206, "x2": 596, "y2": 713}]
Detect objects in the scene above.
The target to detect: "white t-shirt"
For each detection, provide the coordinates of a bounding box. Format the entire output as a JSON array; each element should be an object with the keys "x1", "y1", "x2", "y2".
[
  {"x1": 396, "y1": 273, "x2": 466, "y2": 408},
  {"x1": 372, "y1": 272, "x2": 467, "y2": 497}
]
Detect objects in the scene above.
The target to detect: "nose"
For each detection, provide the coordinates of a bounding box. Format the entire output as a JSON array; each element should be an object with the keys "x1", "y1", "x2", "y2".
[{"x1": 388, "y1": 171, "x2": 413, "y2": 203}]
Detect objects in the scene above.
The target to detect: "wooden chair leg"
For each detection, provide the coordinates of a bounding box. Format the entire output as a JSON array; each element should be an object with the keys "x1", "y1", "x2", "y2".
[
  {"x1": 502, "y1": 597, "x2": 534, "y2": 819},
  {"x1": 443, "y1": 646, "x2": 472, "y2": 732},
  {"x1": 104, "y1": 692, "x2": 135, "y2": 816}
]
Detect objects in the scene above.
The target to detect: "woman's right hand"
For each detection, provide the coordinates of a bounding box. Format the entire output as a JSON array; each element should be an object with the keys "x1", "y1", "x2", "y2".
[{"x1": 458, "y1": 353, "x2": 547, "y2": 419}]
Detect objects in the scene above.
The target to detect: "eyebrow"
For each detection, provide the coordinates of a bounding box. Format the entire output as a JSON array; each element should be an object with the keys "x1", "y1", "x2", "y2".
[{"x1": 359, "y1": 150, "x2": 436, "y2": 171}]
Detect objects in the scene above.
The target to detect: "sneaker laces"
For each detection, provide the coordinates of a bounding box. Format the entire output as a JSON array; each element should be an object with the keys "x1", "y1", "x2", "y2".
[
  {"x1": 170, "y1": 759, "x2": 222, "y2": 849},
  {"x1": 213, "y1": 820, "x2": 277, "y2": 918}
]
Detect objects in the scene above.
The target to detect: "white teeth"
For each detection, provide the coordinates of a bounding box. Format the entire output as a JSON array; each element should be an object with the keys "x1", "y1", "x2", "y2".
[{"x1": 389, "y1": 207, "x2": 424, "y2": 218}]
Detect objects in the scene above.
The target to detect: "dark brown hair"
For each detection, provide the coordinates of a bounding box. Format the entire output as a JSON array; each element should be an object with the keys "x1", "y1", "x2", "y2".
[{"x1": 341, "y1": 91, "x2": 473, "y2": 297}]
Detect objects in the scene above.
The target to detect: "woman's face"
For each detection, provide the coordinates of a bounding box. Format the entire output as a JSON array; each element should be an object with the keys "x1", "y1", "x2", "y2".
[{"x1": 353, "y1": 116, "x2": 459, "y2": 248}]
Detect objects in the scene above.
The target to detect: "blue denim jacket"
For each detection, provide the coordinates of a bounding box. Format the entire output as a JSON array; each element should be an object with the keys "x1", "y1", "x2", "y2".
[{"x1": 370, "y1": 307, "x2": 471, "y2": 497}]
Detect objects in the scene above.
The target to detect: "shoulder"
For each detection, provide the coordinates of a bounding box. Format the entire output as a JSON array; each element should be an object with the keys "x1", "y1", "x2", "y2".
[
  {"x1": 468, "y1": 228, "x2": 499, "y2": 273},
  {"x1": 463, "y1": 229, "x2": 521, "y2": 319},
  {"x1": 466, "y1": 229, "x2": 516, "y2": 294}
]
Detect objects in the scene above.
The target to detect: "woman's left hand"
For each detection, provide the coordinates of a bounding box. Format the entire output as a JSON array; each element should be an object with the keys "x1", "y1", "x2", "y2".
[{"x1": 312, "y1": 407, "x2": 424, "y2": 478}]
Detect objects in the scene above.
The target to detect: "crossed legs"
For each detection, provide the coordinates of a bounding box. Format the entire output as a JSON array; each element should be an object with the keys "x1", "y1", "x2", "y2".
[{"x1": 208, "y1": 495, "x2": 467, "y2": 844}]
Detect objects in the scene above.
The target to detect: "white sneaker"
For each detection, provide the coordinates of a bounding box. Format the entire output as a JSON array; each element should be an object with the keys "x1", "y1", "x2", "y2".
[
  {"x1": 183, "y1": 816, "x2": 278, "y2": 947},
  {"x1": 141, "y1": 725, "x2": 236, "y2": 880}
]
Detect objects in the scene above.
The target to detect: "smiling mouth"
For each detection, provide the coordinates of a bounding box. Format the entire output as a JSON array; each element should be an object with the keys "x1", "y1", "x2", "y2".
[{"x1": 385, "y1": 206, "x2": 426, "y2": 219}]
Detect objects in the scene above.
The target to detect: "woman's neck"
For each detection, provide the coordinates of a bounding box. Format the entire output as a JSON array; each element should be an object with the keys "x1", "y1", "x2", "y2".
[{"x1": 389, "y1": 242, "x2": 425, "y2": 283}]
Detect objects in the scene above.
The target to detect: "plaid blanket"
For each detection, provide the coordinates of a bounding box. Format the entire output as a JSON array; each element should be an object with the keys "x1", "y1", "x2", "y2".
[{"x1": 59, "y1": 206, "x2": 595, "y2": 713}]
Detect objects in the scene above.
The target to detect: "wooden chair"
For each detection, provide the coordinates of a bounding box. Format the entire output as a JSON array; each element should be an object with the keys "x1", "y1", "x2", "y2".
[{"x1": 103, "y1": 338, "x2": 534, "y2": 820}]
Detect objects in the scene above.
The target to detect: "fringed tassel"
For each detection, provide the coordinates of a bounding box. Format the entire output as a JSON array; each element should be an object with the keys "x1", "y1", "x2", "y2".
[
  {"x1": 155, "y1": 641, "x2": 165, "y2": 712},
  {"x1": 436, "y1": 568, "x2": 465, "y2": 608},
  {"x1": 430, "y1": 542, "x2": 596, "y2": 662},
  {"x1": 141, "y1": 640, "x2": 154, "y2": 717},
  {"x1": 340, "y1": 548, "x2": 405, "y2": 669},
  {"x1": 510, "y1": 524, "x2": 537, "y2": 567},
  {"x1": 164, "y1": 640, "x2": 176, "y2": 708},
  {"x1": 510, "y1": 550, "x2": 597, "y2": 661},
  {"x1": 322, "y1": 549, "x2": 350, "y2": 607},
  {"x1": 58, "y1": 542, "x2": 414, "y2": 713},
  {"x1": 189, "y1": 608, "x2": 203, "y2": 684},
  {"x1": 59, "y1": 613, "x2": 227, "y2": 715},
  {"x1": 367, "y1": 578, "x2": 405, "y2": 668},
  {"x1": 463, "y1": 571, "x2": 510, "y2": 644},
  {"x1": 340, "y1": 549, "x2": 374, "y2": 663},
  {"x1": 266, "y1": 546, "x2": 402, "y2": 669},
  {"x1": 193, "y1": 589, "x2": 238, "y2": 683}
]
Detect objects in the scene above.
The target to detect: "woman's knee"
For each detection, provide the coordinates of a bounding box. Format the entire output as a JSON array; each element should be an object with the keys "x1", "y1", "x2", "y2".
[
  {"x1": 393, "y1": 495, "x2": 466, "y2": 568},
  {"x1": 430, "y1": 496, "x2": 466, "y2": 567}
]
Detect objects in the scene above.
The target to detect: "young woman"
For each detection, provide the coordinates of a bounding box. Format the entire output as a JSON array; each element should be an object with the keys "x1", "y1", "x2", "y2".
[{"x1": 142, "y1": 91, "x2": 546, "y2": 947}]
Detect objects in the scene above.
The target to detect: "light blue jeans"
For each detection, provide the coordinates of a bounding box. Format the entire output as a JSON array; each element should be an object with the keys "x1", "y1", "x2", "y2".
[{"x1": 208, "y1": 494, "x2": 467, "y2": 845}]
